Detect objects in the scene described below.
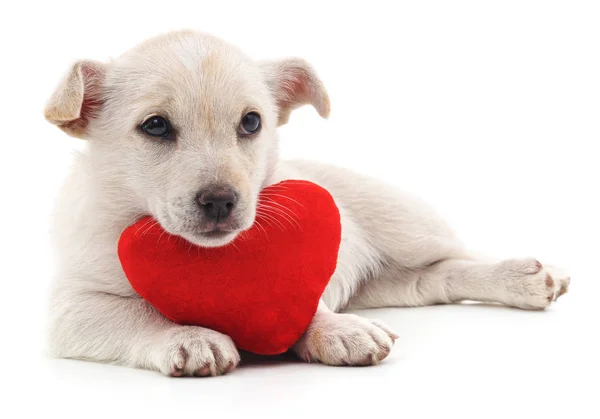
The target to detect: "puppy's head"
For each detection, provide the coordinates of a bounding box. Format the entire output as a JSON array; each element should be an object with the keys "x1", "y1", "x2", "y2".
[{"x1": 45, "y1": 31, "x2": 329, "y2": 247}]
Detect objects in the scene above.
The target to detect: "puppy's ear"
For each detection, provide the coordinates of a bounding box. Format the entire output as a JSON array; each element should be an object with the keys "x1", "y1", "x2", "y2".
[
  {"x1": 260, "y1": 58, "x2": 330, "y2": 126},
  {"x1": 44, "y1": 60, "x2": 106, "y2": 139}
]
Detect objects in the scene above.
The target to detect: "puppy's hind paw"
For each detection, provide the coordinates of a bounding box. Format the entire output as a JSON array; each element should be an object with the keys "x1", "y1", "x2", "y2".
[{"x1": 496, "y1": 258, "x2": 570, "y2": 310}]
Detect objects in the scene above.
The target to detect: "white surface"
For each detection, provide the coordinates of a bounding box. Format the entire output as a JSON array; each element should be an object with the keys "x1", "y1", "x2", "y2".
[
  {"x1": 2, "y1": 1, "x2": 599, "y2": 418},
  {"x1": 15, "y1": 302, "x2": 597, "y2": 418}
]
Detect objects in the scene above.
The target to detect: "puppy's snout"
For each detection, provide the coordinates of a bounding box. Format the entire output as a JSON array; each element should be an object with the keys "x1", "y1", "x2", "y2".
[{"x1": 197, "y1": 186, "x2": 238, "y2": 222}]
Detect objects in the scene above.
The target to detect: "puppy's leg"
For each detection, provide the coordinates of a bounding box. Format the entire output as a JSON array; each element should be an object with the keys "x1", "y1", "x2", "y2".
[
  {"x1": 280, "y1": 161, "x2": 466, "y2": 365},
  {"x1": 348, "y1": 258, "x2": 571, "y2": 310},
  {"x1": 292, "y1": 301, "x2": 398, "y2": 365},
  {"x1": 283, "y1": 161, "x2": 570, "y2": 311},
  {"x1": 49, "y1": 290, "x2": 240, "y2": 376}
]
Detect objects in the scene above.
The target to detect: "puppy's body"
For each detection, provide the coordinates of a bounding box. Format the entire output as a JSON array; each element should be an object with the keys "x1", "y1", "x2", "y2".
[{"x1": 47, "y1": 31, "x2": 570, "y2": 375}]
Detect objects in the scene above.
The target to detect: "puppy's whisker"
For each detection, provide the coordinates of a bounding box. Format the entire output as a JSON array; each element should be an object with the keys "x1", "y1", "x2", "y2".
[
  {"x1": 253, "y1": 219, "x2": 269, "y2": 241},
  {"x1": 139, "y1": 220, "x2": 160, "y2": 238},
  {"x1": 248, "y1": 212, "x2": 269, "y2": 239},
  {"x1": 260, "y1": 196, "x2": 300, "y2": 215},
  {"x1": 256, "y1": 209, "x2": 283, "y2": 231},
  {"x1": 258, "y1": 205, "x2": 300, "y2": 231},
  {"x1": 258, "y1": 193, "x2": 306, "y2": 209},
  {"x1": 229, "y1": 241, "x2": 241, "y2": 253},
  {"x1": 156, "y1": 228, "x2": 169, "y2": 246},
  {"x1": 133, "y1": 217, "x2": 154, "y2": 236},
  {"x1": 256, "y1": 203, "x2": 291, "y2": 230},
  {"x1": 259, "y1": 198, "x2": 301, "y2": 227},
  {"x1": 256, "y1": 213, "x2": 275, "y2": 229},
  {"x1": 259, "y1": 198, "x2": 301, "y2": 225},
  {"x1": 116, "y1": 213, "x2": 144, "y2": 236},
  {"x1": 256, "y1": 209, "x2": 286, "y2": 232}
]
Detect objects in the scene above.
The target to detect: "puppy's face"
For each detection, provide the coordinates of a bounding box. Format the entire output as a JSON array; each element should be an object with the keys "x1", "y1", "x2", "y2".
[{"x1": 45, "y1": 31, "x2": 329, "y2": 247}]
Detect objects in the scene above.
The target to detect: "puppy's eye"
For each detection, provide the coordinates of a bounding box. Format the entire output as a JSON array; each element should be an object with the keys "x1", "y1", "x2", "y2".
[
  {"x1": 238, "y1": 112, "x2": 261, "y2": 136},
  {"x1": 140, "y1": 116, "x2": 173, "y2": 138}
]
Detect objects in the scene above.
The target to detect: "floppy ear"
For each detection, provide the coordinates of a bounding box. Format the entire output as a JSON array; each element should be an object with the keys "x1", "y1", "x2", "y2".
[
  {"x1": 44, "y1": 60, "x2": 106, "y2": 139},
  {"x1": 260, "y1": 58, "x2": 330, "y2": 126}
]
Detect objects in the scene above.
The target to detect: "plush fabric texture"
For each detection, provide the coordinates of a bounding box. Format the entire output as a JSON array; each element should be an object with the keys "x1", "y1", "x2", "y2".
[{"x1": 118, "y1": 180, "x2": 342, "y2": 355}]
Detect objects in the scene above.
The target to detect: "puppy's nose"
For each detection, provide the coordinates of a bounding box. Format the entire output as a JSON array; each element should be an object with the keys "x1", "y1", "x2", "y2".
[{"x1": 197, "y1": 187, "x2": 238, "y2": 221}]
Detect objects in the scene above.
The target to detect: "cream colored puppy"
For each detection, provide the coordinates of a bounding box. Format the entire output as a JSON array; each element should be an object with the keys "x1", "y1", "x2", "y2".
[{"x1": 45, "y1": 30, "x2": 570, "y2": 376}]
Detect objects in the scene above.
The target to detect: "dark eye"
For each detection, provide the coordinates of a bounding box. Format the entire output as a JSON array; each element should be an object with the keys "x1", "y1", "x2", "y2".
[
  {"x1": 140, "y1": 116, "x2": 173, "y2": 138},
  {"x1": 238, "y1": 112, "x2": 261, "y2": 136}
]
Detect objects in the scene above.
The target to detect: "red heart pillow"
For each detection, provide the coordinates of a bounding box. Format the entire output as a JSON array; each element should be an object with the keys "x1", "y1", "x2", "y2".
[{"x1": 118, "y1": 180, "x2": 341, "y2": 355}]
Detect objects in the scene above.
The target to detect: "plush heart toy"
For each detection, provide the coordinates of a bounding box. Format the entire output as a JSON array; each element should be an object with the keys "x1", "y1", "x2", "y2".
[{"x1": 118, "y1": 180, "x2": 341, "y2": 355}]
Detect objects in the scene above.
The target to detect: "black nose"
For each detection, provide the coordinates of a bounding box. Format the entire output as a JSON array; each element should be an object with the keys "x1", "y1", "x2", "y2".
[{"x1": 197, "y1": 186, "x2": 238, "y2": 221}]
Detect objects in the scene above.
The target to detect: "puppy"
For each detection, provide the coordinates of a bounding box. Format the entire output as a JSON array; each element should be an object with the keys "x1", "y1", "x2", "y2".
[{"x1": 45, "y1": 30, "x2": 570, "y2": 376}]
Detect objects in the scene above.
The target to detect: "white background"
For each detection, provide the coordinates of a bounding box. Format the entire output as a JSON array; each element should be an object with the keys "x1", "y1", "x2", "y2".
[{"x1": 2, "y1": 1, "x2": 599, "y2": 418}]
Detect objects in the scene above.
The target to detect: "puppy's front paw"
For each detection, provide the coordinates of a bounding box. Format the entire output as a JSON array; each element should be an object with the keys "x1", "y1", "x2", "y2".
[
  {"x1": 496, "y1": 258, "x2": 571, "y2": 310},
  {"x1": 149, "y1": 326, "x2": 240, "y2": 377},
  {"x1": 292, "y1": 313, "x2": 398, "y2": 366}
]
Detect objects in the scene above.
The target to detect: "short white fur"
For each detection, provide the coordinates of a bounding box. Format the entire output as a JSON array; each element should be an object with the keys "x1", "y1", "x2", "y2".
[{"x1": 45, "y1": 30, "x2": 570, "y2": 376}]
